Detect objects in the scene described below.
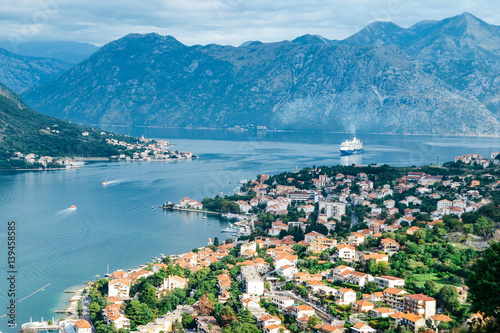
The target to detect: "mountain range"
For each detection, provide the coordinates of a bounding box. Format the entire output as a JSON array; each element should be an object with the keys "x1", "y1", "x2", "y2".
[{"x1": 13, "y1": 13, "x2": 500, "y2": 135}]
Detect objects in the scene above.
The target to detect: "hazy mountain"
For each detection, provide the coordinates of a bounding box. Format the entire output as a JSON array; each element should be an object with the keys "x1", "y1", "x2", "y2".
[
  {"x1": 0, "y1": 83, "x2": 124, "y2": 168},
  {"x1": 22, "y1": 14, "x2": 500, "y2": 135},
  {"x1": 0, "y1": 47, "x2": 72, "y2": 93},
  {"x1": 340, "y1": 13, "x2": 500, "y2": 118},
  {"x1": 0, "y1": 40, "x2": 99, "y2": 64}
]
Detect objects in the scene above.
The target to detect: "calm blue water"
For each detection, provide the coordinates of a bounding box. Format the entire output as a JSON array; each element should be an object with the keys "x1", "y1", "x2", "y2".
[{"x1": 0, "y1": 129, "x2": 499, "y2": 330}]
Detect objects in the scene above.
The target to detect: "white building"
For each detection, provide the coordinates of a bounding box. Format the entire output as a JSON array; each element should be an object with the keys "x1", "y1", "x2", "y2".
[{"x1": 241, "y1": 265, "x2": 264, "y2": 295}]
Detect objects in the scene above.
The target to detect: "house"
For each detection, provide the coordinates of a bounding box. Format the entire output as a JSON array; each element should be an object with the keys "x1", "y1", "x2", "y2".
[
  {"x1": 400, "y1": 313, "x2": 426, "y2": 332},
  {"x1": 366, "y1": 291, "x2": 384, "y2": 303},
  {"x1": 152, "y1": 263, "x2": 167, "y2": 273},
  {"x1": 274, "y1": 254, "x2": 298, "y2": 269},
  {"x1": 258, "y1": 314, "x2": 281, "y2": 328},
  {"x1": 311, "y1": 236, "x2": 338, "y2": 249},
  {"x1": 314, "y1": 323, "x2": 344, "y2": 333},
  {"x1": 345, "y1": 271, "x2": 374, "y2": 287},
  {"x1": 162, "y1": 275, "x2": 189, "y2": 291},
  {"x1": 331, "y1": 265, "x2": 355, "y2": 282},
  {"x1": 240, "y1": 265, "x2": 264, "y2": 295},
  {"x1": 430, "y1": 314, "x2": 453, "y2": 327},
  {"x1": 305, "y1": 231, "x2": 324, "y2": 243},
  {"x1": 108, "y1": 314, "x2": 131, "y2": 330},
  {"x1": 294, "y1": 272, "x2": 323, "y2": 283},
  {"x1": 353, "y1": 299, "x2": 374, "y2": 313},
  {"x1": 406, "y1": 226, "x2": 420, "y2": 235},
  {"x1": 271, "y1": 295, "x2": 294, "y2": 310},
  {"x1": 404, "y1": 294, "x2": 436, "y2": 318},
  {"x1": 291, "y1": 304, "x2": 316, "y2": 318},
  {"x1": 217, "y1": 274, "x2": 232, "y2": 292},
  {"x1": 380, "y1": 238, "x2": 400, "y2": 252},
  {"x1": 350, "y1": 321, "x2": 377, "y2": 333},
  {"x1": 74, "y1": 320, "x2": 92, "y2": 333},
  {"x1": 336, "y1": 287, "x2": 356, "y2": 305},
  {"x1": 374, "y1": 276, "x2": 405, "y2": 289},
  {"x1": 437, "y1": 199, "x2": 452, "y2": 210},
  {"x1": 277, "y1": 265, "x2": 299, "y2": 279},
  {"x1": 108, "y1": 278, "x2": 130, "y2": 299},
  {"x1": 361, "y1": 253, "x2": 389, "y2": 264},
  {"x1": 240, "y1": 242, "x2": 258, "y2": 256},
  {"x1": 383, "y1": 287, "x2": 408, "y2": 312},
  {"x1": 369, "y1": 307, "x2": 395, "y2": 318},
  {"x1": 197, "y1": 316, "x2": 222, "y2": 333},
  {"x1": 337, "y1": 244, "x2": 356, "y2": 260},
  {"x1": 347, "y1": 232, "x2": 365, "y2": 246},
  {"x1": 263, "y1": 324, "x2": 290, "y2": 333}
]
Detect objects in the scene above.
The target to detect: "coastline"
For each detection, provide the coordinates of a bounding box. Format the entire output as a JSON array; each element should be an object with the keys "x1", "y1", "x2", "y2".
[
  {"x1": 0, "y1": 156, "x2": 197, "y2": 171},
  {"x1": 98, "y1": 124, "x2": 500, "y2": 138},
  {"x1": 56, "y1": 251, "x2": 193, "y2": 319}
]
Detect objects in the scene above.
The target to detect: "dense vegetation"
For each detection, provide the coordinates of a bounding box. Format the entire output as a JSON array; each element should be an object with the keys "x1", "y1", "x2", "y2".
[{"x1": 0, "y1": 83, "x2": 137, "y2": 169}]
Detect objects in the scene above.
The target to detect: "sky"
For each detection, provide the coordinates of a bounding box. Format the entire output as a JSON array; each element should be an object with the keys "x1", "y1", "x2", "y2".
[{"x1": 2, "y1": 0, "x2": 500, "y2": 47}]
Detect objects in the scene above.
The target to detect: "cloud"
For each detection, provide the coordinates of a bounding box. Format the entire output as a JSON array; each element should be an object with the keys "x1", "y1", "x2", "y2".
[{"x1": 2, "y1": 0, "x2": 500, "y2": 47}]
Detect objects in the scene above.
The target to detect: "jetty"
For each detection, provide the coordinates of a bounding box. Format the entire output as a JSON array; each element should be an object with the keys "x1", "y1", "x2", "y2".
[{"x1": 161, "y1": 203, "x2": 220, "y2": 215}]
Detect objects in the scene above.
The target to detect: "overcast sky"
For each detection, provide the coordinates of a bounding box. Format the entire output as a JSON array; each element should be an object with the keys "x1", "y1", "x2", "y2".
[{"x1": 2, "y1": 0, "x2": 500, "y2": 46}]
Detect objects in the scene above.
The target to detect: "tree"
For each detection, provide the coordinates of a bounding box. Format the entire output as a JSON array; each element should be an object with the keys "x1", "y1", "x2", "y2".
[
  {"x1": 172, "y1": 319, "x2": 185, "y2": 333},
  {"x1": 423, "y1": 280, "x2": 437, "y2": 297},
  {"x1": 467, "y1": 241, "x2": 500, "y2": 328},
  {"x1": 463, "y1": 223, "x2": 474, "y2": 235},
  {"x1": 124, "y1": 299, "x2": 154, "y2": 330},
  {"x1": 213, "y1": 237, "x2": 220, "y2": 247},
  {"x1": 363, "y1": 281, "x2": 378, "y2": 294},
  {"x1": 473, "y1": 217, "x2": 494, "y2": 238},
  {"x1": 307, "y1": 315, "x2": 322, "y2": 329},
  {"x1": 219, "y1": 305, "x2": 237, "y2": 327},
  {"x1": 438, "y1": 285, "x2": 460, "y2": 313},
  {"x1": 77, "y1": 300, "x2": 83, "y2": 317},
  {"x1": 138, "y1": 282, "x2": 158, "y2": 310},
  {"x1": 195, "y1": 294, "x2": 214, "y2": 315},
  {"x1": 237, "y1": 308, "x2": 256, "y2": 324}
]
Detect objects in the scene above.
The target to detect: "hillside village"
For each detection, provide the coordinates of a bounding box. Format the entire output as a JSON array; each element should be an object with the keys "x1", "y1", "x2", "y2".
[
  {"x1": 42, "y1": 153, "x2": 500, "y2": 333},
  {"x1": 10, "y1": 132, "x2": 194, "y2": 169}
]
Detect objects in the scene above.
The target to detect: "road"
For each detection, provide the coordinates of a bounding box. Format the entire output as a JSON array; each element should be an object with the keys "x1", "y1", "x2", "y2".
[
  {"x1": 275, "y1": 290, "x2": 336, "y2": 324},
  {"x1": 350, "y1": 210, "x2": 358, "y2": 230}
]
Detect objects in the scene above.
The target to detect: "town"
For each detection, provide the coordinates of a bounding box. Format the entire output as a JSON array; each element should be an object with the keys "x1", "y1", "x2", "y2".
[
  {"x1": 21, "y1": 152, "x2": 500, "y2": 333},
  {"x1": 10, "y1": 130, "x2": 194, "y2": 169}
]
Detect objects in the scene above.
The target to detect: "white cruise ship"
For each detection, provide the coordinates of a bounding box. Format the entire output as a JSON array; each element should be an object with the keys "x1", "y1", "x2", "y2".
[{"x1": 339, "y1": 137, "x2": 364, "y2": 155}]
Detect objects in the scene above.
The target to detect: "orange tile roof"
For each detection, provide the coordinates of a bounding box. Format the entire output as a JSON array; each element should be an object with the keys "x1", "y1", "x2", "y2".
[
  {"x1": 402, "y1": 313, "x2": 423, "y2": 323},
  {"x1": 75, "y1": 320, "x2": 92, "y2": 329}
]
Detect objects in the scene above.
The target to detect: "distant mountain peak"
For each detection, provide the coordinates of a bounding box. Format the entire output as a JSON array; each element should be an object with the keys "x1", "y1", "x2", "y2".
[
  {"x1": 239, "y1": 40, "x2": 262, "y2": 47},
  {"x1": 292, "y1": 34, "x2": 333, "y2": 45},
  {"x1": 340, "y1": 20, "x2": 406, "y2": 46},
  {"x1": 120, "y1": 33, "x2": 184, "y2": 44}
]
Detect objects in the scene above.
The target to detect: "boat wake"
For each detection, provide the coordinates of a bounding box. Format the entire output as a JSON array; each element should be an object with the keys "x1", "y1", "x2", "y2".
[
  {"x1": 56, "y1": 207, "x2": 77, "y2": 217},
  {"x1": 102, "y1": 179, "x2": 124, "y2": 186}
]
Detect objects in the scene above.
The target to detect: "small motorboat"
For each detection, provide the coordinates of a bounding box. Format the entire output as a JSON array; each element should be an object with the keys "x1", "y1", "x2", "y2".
[
  {"x1": 70, "y1": 205, "x2": 76, "y2": 209},
  {"x1": 102, "y1": 181, "x2": 108, "y2": 185}
]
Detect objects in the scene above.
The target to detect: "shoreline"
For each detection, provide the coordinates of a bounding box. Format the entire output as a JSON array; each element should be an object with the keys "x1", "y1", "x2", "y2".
[
  {"x1": 97, "y1": 125, "x2": 500, "y2": 138},
  {"x1": 56, "y1": 239, "x2": 219, "y2": 319},
  {"x1": 0, "y1": 156, "x2": 197, "y2": 172}
]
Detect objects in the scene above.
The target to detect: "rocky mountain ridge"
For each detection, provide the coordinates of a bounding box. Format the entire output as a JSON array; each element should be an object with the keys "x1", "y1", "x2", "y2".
[{"x1": 21, "y1": 13, "x2": 500, "y2": 135}]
